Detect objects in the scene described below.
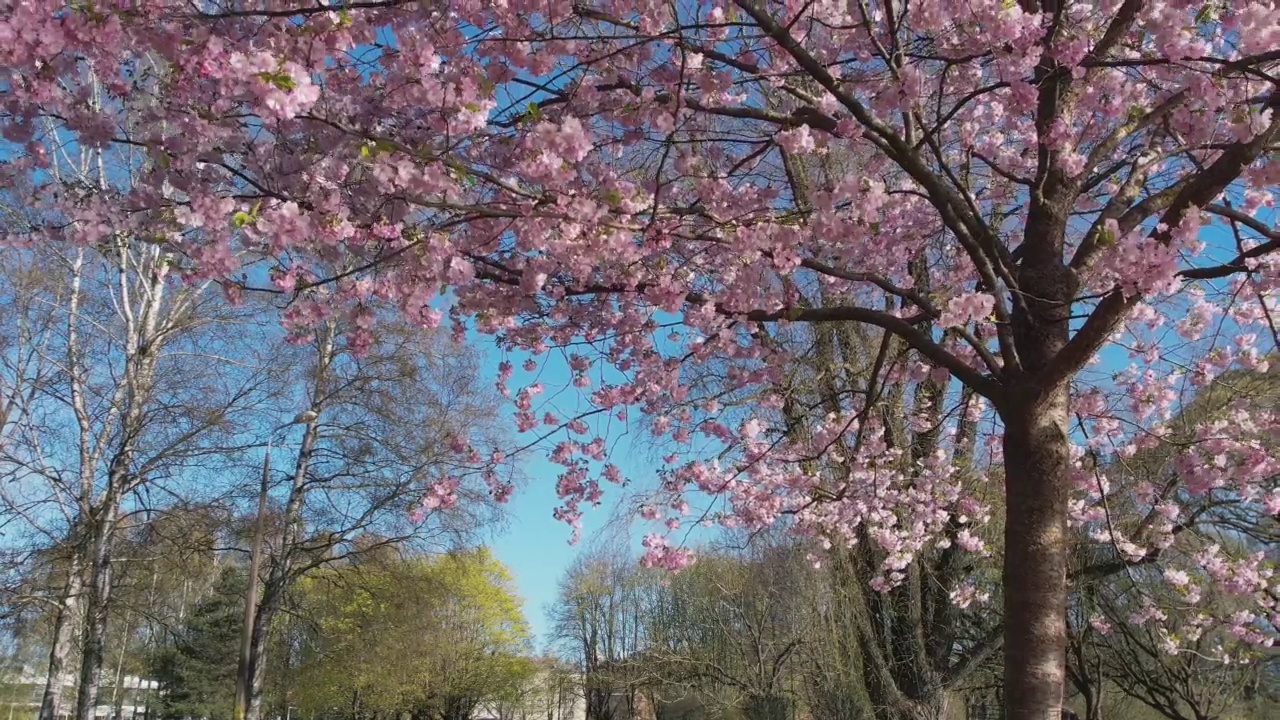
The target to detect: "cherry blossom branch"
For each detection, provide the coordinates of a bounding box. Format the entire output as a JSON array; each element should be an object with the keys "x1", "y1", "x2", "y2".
[
  {"x1": 733, "y1": 0, "x2": 1020, "y2": 369},
  {"x1": 470, "y1": 262, "x2": 1002, "y2": 398},
  {"x1": 1202, "y1": 203, "x2": 1280, "y2": 241},
  {"x1": 1080, "y1": 0, "x2": 1144, "y2": 68},
  {"x1": 733, "y1": 304, "x2": 1000, "y2": 398},
  {"x1": 193, "y1": 0, "x2": 410, "y2": 19},
  {"x1": 1042, "y1": 116, "x2": 1280, "y2": 390}
]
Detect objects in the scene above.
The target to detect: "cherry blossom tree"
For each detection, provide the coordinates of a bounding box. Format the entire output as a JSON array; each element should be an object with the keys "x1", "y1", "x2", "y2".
[
  {"x1": 4, "y1": 1, "x2": 1280, "y2": 718},
  {"x1": 1066, "y1": 365, "x2": 1280, "y2": 720}
]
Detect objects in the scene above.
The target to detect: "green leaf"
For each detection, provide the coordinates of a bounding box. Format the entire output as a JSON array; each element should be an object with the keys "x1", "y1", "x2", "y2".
[
  {"x1": 257, "y1": 70, "x2": 297, "y2": 91},
  {"x1": 70, "y1": 0, "x2": 100, "y2": 17},
  {"x1": 232, "y1": 201, "x2": 262, "y2": 228},
  {"x1": 360, "y1": 140, "x2": 397, "y2": 159}
]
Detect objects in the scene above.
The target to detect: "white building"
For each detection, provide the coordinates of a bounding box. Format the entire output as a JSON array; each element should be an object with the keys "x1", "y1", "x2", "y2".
[{"x1": 0, "y1": 667, "x2": 158, "y2": 720}]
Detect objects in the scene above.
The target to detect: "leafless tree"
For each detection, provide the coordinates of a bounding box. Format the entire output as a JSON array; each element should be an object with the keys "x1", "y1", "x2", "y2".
[
  {"x1": 642, "y1": 538, "x2": 807, "y2": 720},
  {"x1": 549, "y1": 548, "x2": 651, "y2": 720},
  {"x1": 238, "y1": 311, "x2": 510, "y2": 720},
  {"x1": 0, "y1": 240, "x2": 277, "y2": 720}
]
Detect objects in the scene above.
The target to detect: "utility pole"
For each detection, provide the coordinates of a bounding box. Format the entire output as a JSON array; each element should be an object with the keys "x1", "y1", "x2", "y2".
[{"x1": 234, "y1": 443, "x2": 272, "y2": 720}]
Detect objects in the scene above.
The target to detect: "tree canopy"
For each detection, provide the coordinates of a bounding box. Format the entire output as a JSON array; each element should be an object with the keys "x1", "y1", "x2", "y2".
[
  {"x1": 152, "y1": 567, "x2": 246, "y2": 720},
  {"x1": 4, "y1": 2, "x2": 1280, "y2": 718},
  {"x1": 292, "y1": 548, "x2": 535, "y2": 720}
]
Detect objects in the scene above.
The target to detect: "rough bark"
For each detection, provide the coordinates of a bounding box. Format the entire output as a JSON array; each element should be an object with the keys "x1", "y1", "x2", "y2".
[
  {"x1": 1001, "y1": 243, "x2": 1076, "y2": 719},
  {"x1": 995, "y1": 112, "x2": 1079, "y2": 712},
  {"x1": 39, "y1": 543, "x2": 87, "y2": 720},
  {"x1": 73, "y1": 499, "x2": 120, "y2": 720},
  {"x1": 1000, "y1": 396, "x2": 1071, "y2": 720}
]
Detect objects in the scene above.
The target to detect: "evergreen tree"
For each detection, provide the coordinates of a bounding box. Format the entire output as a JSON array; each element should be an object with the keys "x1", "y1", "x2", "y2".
[{"x1": 151, "y1": 567, "x2": 245, "y2": 720}]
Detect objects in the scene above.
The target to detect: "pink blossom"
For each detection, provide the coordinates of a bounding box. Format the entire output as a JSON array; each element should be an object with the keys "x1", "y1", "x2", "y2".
[
  {"x1": 955, "y1": 529, "x2": 984, "y2": 554},
  {"x1": 938, "y1": 293, "x2": 995, "y2": 327},
  {"x1": 7, "y1": 0, "x2": 1280, "y2": 677},
  {"x1": 775, "y1": 126, "x2": 816, "y2": 154}
]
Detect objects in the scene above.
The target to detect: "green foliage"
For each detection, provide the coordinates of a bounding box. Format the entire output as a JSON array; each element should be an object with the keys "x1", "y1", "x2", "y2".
[
  {"x1": 150, "y1": 566, "x2": 246, "y2": 720},
  {"x1": 255, "y1": 70, "x2": 297, "y2": 91},
  {"x1": 292, "y1": 547, "x2": 534, "y2": 720}
]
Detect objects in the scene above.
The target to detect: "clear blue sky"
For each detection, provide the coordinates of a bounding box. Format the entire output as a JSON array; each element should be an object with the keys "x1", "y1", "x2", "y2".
[{"x1": 485, "y1": 456, "x2": 620, "y2": 649}]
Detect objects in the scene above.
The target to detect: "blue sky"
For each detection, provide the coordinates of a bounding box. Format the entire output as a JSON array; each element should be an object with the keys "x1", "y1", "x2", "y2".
[
  {"x1": 463, "y1": 313, "x2": 732, "y2": 648},
  {"x1": 471, "y1": 339, "x2": 662, "y2": 649},
  {"x1": 486, "y1": 457, "x2": 617, "y2": 648}
]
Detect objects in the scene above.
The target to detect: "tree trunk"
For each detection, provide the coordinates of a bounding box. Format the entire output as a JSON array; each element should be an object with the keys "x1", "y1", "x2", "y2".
[
  {"x1": 585, "y1": 686, "x2": 612, "y2": 720},
  {"x1": 110, "y1": 645, "x2": 127, "y2": 720},
  {"x1": 440, "y1": 697, "x2": 472, "y2": 720},
  {"x1": 39, "y1": 542, "x2": 87, "y2": 720},
  {"x1": 244, "y1": 596, "x2": 276, "y2": 720},
  {"x1": 110, "y1": 605, "x2": 136, "y2": 720},
  {"x1": 244, "y1": 349, "x2": 324, "y2": 720},
  {"x1": 236, "y1": 449, "x2": 272, "y2": 720},
  {"x1": 74, "y1": 502, "x2": 120, "y2": 720},
  {"x1": 1000, "y1": 392, "x2": 1070, "y2": 720},
  {"x1": 1067, "y1": 640, "x2": 1103, "y2": 720}
]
